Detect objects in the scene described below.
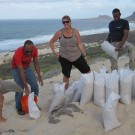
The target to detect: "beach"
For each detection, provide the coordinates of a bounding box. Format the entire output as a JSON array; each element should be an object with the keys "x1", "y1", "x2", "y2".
[{"x1": 0, "y1": 32, "x2": 135, "y2": 135}]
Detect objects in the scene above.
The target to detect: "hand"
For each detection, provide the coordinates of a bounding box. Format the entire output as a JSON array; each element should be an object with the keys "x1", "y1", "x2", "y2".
[
  {"x1": 39, "y1": 78, "x2": 43, "y2": 86},
  {"x1": 55, "y1": 52, "x2": 60, "y2": 59},
  {"x1": 24, "y1": 87, "x2": 30, "y2": 95},
  {"x1": 115, "y1": 47, "x2": 123, "y2": 51},
  {"x1": 115, "y1": 42, "x2": 123, "y2": 51},
  {"x1": 84, "y1": 56, "x2": 89, "y2": 63}
]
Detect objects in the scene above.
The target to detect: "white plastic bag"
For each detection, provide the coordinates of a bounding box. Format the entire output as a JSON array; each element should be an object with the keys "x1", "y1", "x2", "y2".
[
  {"x1": 101, "y1": 41, "x2": 118, "y2": 60},
  {"x1": 104, "y1": 92, "x2": 120, "y2": 110},
  {"x1": 72, "y1": 77, "x2": 84, "y2": 102},
  {"x1": 105, "y1": 70, "x2": 119, "y2": 102},
  {"x1": 80, "y1": 72, "x2": 94, "y2": 106},
  {"x1": 103, "y1": 92, "x2": 121, "y2": 131},
  {"x1": 65, "y1": 81, "x2": 78, "y2": 104},
  {"x1": 119, "y1": 68, "x2": 134, "y2": 104},
  {"x1": 28, "y1": 92, "x2": 40, "y2": 119},
  {"x1": 49, "y1": 83, "x2": 65, "y2": 113},
  {"x1": 94, "y1": 72, "x2": 105, "y2": 107}
]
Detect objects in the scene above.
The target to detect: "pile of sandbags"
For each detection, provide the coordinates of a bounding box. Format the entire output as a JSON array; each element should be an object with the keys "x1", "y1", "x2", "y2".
[
  {"x1": 48, "y1": 67, "x2": 135, "y2": 131},
  {"x1": 49, "y1": 68, "x2": 135, "y2": 112}
]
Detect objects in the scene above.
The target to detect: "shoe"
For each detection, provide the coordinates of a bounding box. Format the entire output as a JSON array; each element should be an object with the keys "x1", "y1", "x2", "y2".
[{"x1": 16, "y1": 108, "x2": 25, "y2": 115}]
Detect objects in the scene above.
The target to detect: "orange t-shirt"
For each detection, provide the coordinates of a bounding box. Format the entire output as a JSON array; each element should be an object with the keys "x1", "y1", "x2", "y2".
[{"x1": 12, "y1": 46, "x2": 38, "y2": 69}]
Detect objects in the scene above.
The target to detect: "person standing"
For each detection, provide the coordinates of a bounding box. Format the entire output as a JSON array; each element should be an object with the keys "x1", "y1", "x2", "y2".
[
  {"x1": 106, "y1": 8, "x2": 135, "y2": 70},
  {"x1": 11, "y1": 40, "x2": 43, "y2": 115},
  {"x1": 49, "y1": 15, "x2": 90, "y2": 90}
]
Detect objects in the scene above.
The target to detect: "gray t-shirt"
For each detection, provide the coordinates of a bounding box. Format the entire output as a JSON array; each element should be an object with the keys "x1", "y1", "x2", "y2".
[{"x1": 59, "y1": 28, "x2": 81, "y2": 62}]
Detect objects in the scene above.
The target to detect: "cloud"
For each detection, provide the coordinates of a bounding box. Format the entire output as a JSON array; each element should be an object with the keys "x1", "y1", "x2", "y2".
[{"x1": 0, "y1": 0, "x2": 135, "y2": 19}]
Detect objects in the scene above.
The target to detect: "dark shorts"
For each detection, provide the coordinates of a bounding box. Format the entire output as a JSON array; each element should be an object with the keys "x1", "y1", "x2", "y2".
[{"x1": 59, "y1": 55, "x2": 90, "y2": 78}]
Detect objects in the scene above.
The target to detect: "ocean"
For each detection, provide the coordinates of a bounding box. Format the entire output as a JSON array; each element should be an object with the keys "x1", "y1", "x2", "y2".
[{"x1": 0, "y1": 19, "x2": 135, "y2": 51}]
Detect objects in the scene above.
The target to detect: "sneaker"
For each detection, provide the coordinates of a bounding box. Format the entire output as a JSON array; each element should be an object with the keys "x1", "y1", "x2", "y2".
[{"x1": 16, "y1": 108, "x2": 25, "y2": 115}]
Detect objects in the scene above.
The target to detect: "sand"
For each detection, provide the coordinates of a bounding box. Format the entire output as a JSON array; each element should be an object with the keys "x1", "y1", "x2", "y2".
[
  {"x1": 0, "y1": 55, "x2": 135, "y2": 135},
  {"x1": 0, "y1": 32, "x2": 135, "y2": 135}
]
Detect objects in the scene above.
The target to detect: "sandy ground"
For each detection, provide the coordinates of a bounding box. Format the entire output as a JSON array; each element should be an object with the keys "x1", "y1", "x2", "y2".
[{"x1": 0, "y1": 54, "x2": 135, "y2": 135}]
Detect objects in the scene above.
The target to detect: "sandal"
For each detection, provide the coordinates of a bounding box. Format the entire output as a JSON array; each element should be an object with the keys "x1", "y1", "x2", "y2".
[{"x1": 16, "y1": 108, "x2": 25, "y2": 115}]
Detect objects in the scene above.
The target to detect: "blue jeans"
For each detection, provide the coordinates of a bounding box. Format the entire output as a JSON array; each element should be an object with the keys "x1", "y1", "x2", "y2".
[{"x1": 12, "y1": 67, "x2": 39, "y2": 109}]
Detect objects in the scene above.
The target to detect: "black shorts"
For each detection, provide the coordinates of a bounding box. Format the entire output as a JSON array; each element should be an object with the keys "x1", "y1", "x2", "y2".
[{"x1": 59, "y1": 55, "x2": 90, "y2": 78}]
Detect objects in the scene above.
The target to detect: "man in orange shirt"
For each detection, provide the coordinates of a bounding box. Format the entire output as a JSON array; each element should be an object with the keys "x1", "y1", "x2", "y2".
[{"x1": 12, "y1": 40, "x2": 43, "y2": 115}]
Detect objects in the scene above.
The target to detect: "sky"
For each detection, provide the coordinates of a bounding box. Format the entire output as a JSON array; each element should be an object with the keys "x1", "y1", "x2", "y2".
[{"x1": 0, "y1": 0, "x2": 135, "y2": 19}]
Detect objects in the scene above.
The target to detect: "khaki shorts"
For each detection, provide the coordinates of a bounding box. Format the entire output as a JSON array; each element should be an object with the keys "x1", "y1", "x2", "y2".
[
  {"x1": 0, "y1": 81, "x2": 7, "y2": 94},
  {"x1": 0, "y1": 80, "x2": 24, "y2": 94}
]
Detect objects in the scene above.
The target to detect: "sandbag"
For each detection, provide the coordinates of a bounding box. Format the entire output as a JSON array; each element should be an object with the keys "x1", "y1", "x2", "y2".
[
  {"x1": 101, "y1": 41, "x2": 118, "y2": 60},
  {"x1": 119, "y1": 68, "x2": 134, "y2": 104},
  {"x1": 103, "y1": 92, "x2": 121, "y2": 131},
  {"x1": 105, "y1": 70, "x2": 119, "y2": 102},
  {"x1": 72, "y1": 77, "x2": 84, "y2": 102},
  {"x1": 0, "y1": 80, "x2": 24, "y2": 94},
  {"x1": 49, "y1": 83, "x2": 65, "y2": 113},
  {"x1": 94, "y1": 72, "x2": 105, "y2": 107},
  {"x1": 65, "y1": 81, "x2": 78, "y2": 104},
  {"x1": 80, "y1": 72, "x2": 94, "y2": 106}
]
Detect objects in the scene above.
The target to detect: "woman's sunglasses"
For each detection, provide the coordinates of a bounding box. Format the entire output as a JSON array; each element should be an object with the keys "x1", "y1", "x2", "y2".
[{"x1": 62, "y1": 21, "x2": 70, "y2": 24}]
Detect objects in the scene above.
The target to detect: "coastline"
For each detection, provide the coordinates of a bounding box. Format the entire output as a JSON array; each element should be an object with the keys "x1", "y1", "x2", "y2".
[
  {"x1": 0, "y1": 31, "x2": 135, "y2": 74},
  {"x1": 0, "y1": 30, "x2": 135, "y2": 66}
]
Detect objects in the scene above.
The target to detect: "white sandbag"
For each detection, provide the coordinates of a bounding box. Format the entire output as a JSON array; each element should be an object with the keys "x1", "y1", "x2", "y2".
[
  {"x1": 104, "y1": 92, "x2": 120, "y2": 110},
  {"x1": 105, "y1": 70, "x2": 119, "y2": 102},
  {"x1": 49, "y1": 83, "x2": 65, "y2": 113},
  {"x1": 72, "y1": 77, "x2": 84, "y2": 102},
  {"x1": 103, "y1": 110, "x2": 121, "y2": 131},
  {"x1": 119, "y1": 68, "x2": 134, "y2": 104},
  {"x1": 65, "y1": 81, "x2": 79, "y2": 104},
  {"x1": 101, "y1": 41, "x2": 118, "y2": 60},
  {"x1": 53, "y1": 83, "x2": 62, "y2": 93},
  {"x1": 80, "y1": 72, "x2": 94, "y2": 106},
  {"x1": 103, "y1": 92, "x2": 121, "y2": 131},
  {"x1": 94, "y1": 72, "x2": 105, "y2": 107},
  {"x1": 28, "y1": 92, "x2": 40, "y2": 119}
]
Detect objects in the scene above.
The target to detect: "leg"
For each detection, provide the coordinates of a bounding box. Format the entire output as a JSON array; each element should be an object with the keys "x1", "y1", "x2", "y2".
[
  {"x1": 59, "y1": 56, "x2": 72, "y2": 90},
  {"x1": 73, "y1": 55, "x2": 90, "y2": 74},
  {"x1": 0, "y1": 92, "x2": 6, "y2": 122},
  {"x1": 24, "y1": 68, "x2": 39, "y2": 96},
  {"x1": 108, "y1": 42, "x2": 119, "y2": 71},
  {"x1": 123, "y1": 41, "x2": 135, "y2": 69},
  {"x1": 63, "y1": 76, "x2": 69, "y2": 90},
  {"x1": 109, "y1": 56, "x2": 118, "y2": 71},
  {"x1": 12, "y1": 69, "x2": 24, "y2": 109}
]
